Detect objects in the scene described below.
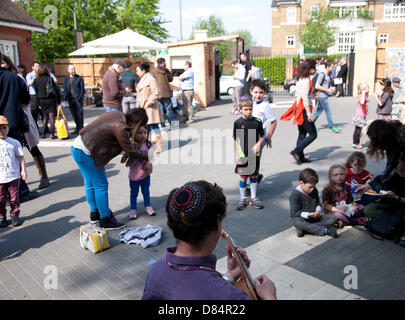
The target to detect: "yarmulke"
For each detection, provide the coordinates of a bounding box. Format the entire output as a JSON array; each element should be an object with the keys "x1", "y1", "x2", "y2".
[{"x1": 168, "y1": 184, "x2": 206, "y2": 224}]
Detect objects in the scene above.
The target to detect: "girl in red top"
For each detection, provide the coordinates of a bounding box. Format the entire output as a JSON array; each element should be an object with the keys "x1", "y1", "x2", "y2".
[{"x1": 345, "y1": 151, "x2": 374, "y2": 185}]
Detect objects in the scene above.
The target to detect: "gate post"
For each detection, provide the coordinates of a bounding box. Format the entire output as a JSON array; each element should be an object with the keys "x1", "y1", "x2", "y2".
[{"x1": 347, "y1": 49, "x2": 355, "y2": 96}]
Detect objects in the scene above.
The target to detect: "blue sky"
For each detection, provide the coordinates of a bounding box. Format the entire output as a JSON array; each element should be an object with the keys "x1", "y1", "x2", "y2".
[{"x1": 158, "y1": 0, "x2": 273, "y2": 46}]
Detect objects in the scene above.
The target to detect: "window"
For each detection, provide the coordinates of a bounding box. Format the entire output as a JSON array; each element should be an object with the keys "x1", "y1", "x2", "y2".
[
  {"x1": 384, "y1": 3, "x2": 405, "y2": 20},
  {"x1": 310, "y1": 5, "x2": 319, "y2": 18},
  {"x1": 287, "y1": 6, "x2": 296, "y2": 23},
  {"x1": 333, "y1": 6, "x2": 364, "y2": 18},
  {"x1": 171, "y1": 55, "x2": 191, "y2": 76},
  {"x1": 286, "y1": 35, "x2": 295, "y2": 48},
  {"x1": 378, "y1": 34, "x2": 389, "y2": 44},
  {"x1": 0, "y1": 40, "x2": 19, "y2": 66},
  {"x1": 337, "y1": 32, "x2": 356, "y2": 53}
]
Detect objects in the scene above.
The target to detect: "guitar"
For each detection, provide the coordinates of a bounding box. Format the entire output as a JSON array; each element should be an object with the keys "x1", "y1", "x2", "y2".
[{"x1": 221, "y1": 230, "x2": 259, "y2": 300}]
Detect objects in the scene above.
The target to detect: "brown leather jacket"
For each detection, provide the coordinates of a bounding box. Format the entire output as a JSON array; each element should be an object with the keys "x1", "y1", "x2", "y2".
[{"x1": 79, "y1": 111, "x2": 147, "y2": 169}]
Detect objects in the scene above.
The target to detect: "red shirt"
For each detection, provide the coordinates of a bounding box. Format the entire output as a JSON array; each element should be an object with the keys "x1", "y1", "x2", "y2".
[{"x1": 345, "y1": 168, "x2": 371, "y2": 185}]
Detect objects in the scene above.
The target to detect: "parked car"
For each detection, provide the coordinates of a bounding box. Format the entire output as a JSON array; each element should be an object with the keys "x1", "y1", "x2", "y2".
[{"x1": 220, "y1": 76, "x2": 235, "y2": 95}]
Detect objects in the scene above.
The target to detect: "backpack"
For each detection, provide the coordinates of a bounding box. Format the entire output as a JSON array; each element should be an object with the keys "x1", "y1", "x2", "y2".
[
  {"x1": 311, "y1": 72, "x2": 326, "y2": 95},
  {"x1": 367, "y1": 209, "x2": 404, "y2": 243}
]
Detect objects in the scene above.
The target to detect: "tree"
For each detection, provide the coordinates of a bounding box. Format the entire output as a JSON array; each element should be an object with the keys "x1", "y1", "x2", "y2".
[
  {"x1": 233, "y1": 29, "x2": 256, "y2": 46},
  {"x1": 14, "y1": 0, "x2": 169, "y2": 62},
  {"x1": 299, "y1": 6, "x2": 336, "y2": 53}
]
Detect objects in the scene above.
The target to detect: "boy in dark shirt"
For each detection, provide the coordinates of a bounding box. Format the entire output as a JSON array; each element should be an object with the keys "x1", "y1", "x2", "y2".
[
  {"x1": 289, "y1": 168, "x2": 338, "y2": 237},
  {"x1": 233, "y1": 99, "x2": 265, "y2": 210}
]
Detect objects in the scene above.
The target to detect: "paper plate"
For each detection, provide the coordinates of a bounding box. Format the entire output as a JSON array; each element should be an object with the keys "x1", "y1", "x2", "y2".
[{"x1": 365, "y1": 190, "x2": 388, "y2": 196}]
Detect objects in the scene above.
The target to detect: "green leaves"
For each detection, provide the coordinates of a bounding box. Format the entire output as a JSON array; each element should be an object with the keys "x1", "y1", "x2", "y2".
[
  {"x1": 15, "y1": 0, "x2": 169, "y2": 62},
  {"x1": 300, "y1": 6, "x2": 336, "y2": 53}
]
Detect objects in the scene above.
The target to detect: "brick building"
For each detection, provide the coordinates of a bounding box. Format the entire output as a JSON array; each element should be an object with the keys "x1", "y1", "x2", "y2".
[
  {"x1": 271, "y1": 0, "x2": 405, "y2": 54},
  {"x1": 0, "y1": 0, "x2": 47, "y2": 68}
]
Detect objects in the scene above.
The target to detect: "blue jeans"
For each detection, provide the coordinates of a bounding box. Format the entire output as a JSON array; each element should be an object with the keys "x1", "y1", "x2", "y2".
[
  {"x1": 158, "y1": 97, "x2": 174, "y2": 126},
  {"x1": 130, "y1": 176, "x2": 151, "y2": 210},
  {"x1": 71, "y1": 146, "x2": 111, "y2": 218},
  {"x1": 293, "y1": 111, "x2": 317, "y2": 160},
  {"x1": 148, "y1": 123, "x2": 160, "y2": 135},
  {"x1": 314, "y1": 97, "x2": 334, "y2": 128},
  {"x1": 104, "y1": 106, "x2": 121, "y2": 113}
]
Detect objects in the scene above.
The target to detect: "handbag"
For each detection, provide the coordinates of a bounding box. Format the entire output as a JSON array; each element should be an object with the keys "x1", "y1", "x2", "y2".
[
  {"x1": 46, "y1": 76, "x2": 56, "y2": 97},
  {"x1": 368, "y1": 209, "x2": 404, "y2": 243},
  {"x1": 55, "y1": 105, "x2": 70, "y2": 139},
  {"x1": 80, "y1": 224, "x2": 110, "y2": 254}
]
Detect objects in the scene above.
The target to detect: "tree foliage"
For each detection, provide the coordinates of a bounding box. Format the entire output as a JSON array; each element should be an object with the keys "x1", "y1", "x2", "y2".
[
  {"x1": 14, "y1": 0, "x2": 169, "y2": 62},
  {"x1": 233, "y1": 29, "x2": 256, "y2": 46},
  {"x1": 299, "y1": 6, "x2": 337, "y2": 53}
]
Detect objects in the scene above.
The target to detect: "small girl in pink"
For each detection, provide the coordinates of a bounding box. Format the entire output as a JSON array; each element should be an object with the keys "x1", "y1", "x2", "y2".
[
  {"x1": 352, "y1": 82, "x2": 369, "y2": 150},
  {"x1": 126, "y1": 125, "x2": 155, "y2": 220}
]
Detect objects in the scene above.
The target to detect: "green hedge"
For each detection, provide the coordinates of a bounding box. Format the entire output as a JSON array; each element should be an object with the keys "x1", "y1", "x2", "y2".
[{"x1": 252, "y1": 55, "x2": 346, "y2": 85}]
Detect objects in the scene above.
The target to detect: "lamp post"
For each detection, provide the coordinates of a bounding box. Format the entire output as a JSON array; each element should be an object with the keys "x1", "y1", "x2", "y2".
[{"x1": 179, "y1": 0, "x2": 183, "y2": 41}]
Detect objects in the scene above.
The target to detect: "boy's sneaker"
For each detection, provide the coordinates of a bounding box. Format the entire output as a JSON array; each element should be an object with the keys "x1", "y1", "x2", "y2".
[
  {"x1": 331, "y1": 126, "x2": 341, "y2": 133},
  {"x1": 11, "y1": 216, "x2": 22, "y2": 227},
  {"x1": 250, "y1": 198, "x2": 264, "y2": 209},
  {"x1": 0, "y1": 216, "x2": 8, "y2": 228},
  {"x1": 296, "y1": 228, "x2": 305, "y2": 238},
  {"x1": 237, "y1": 199, "x2": 249, "y2": 210},
  {"x1": 99, "y1": 213, "x2": 125, "y2": 230},
  {"x1": 90, "y1": 209, "x2": 100, "y2": 224},
  {"x1": 325, "y1": 226, "x2": 338, "y2": 238}
]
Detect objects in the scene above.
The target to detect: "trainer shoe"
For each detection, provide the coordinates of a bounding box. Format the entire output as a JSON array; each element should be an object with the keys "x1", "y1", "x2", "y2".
[
  {"x1": 0, "y1": 216, "x2": 8, "y2": 228},
  {"x1": 296, "y1": 228, "x2": 305, "y2": 238},
  {"x1": 325, "y1": 226, "x2": 338, "y2": 238},
  {"x1": 236, "y1": 198, "x2": 249, "y2": 210},
  {"x1": 250, "y1": 198, "x2": 264, "y2": 209},
  {"x1": 331, "y1": 126, "x2": 341, "y2": 133},
  {"x1": 11, "y1": 216, "x2": 22, "y2": 227},
  {"x1": 129, "y1": 210, "x2": 137, "y2": 220},
  {"x1": 99, "y1": 213, "x2": 125, "y2": 230},
  {"x1": 145, "y1": 206, "x2": 156, "y2": 216},
  {"x1": 90, "y1": 209, "x2": 100, "y2": 224}
]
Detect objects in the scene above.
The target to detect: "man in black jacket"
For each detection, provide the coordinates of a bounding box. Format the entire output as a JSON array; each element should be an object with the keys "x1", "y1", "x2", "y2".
[{"x1": 63, "y1": 65, "x2": 85, "y2": 133}]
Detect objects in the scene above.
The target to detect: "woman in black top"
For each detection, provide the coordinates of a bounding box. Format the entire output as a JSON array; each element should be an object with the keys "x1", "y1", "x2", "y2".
[{"x1": 33, "y1": 65, "x2": 60, "y2": 139}]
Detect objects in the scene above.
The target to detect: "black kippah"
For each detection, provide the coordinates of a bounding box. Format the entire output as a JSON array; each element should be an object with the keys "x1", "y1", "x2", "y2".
[{"x1": 168, "y1": 184, "x2": 206, "y2": 224}]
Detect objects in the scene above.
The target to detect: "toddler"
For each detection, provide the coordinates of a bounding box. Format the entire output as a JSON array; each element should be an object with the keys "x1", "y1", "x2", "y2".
[
  {"x1": 0, "y1": 116, "x2": 26, "y2": 228},
  {"x1": 352, "y1": 82, "x2": 369, "y2": 149},
  {"x1": 322, "y1": 165, "x2": 366, "y2": 228},
  {"x1": 125, "y1": 125, "x2": 155, "y2": 220}
]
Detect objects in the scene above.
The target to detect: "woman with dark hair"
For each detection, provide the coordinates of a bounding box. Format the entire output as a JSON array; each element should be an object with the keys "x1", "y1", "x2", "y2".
[
  {"x1": 373, "y1": 78, "x2": 394, "y2": 120},
  {"x1": 357, "y1": 120, "x2": 404, "y2": 198},
  {"x1": 281, "y1": 59, "x2": 317, "y2": 164},
  {"x1": 142, "y1": 180, "x2": 277, "y2": 300},
  {"x1": 136, "y1": 62, "x2": 163, "y2": 154},
  {"x1": 33, "y1": 65, "x2": 60, "y2": 139},
  {"x1": 71, "y1": 108, "x2": 149, "y2": 230}
]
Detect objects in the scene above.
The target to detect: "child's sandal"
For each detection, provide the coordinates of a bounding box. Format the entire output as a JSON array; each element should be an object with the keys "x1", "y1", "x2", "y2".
[
  {"x1": 129, "y1": 210, "x2": 138, "y2": 220},
  {"x1": 145, "y1": 206, "x2": 156, "y2": 216}
]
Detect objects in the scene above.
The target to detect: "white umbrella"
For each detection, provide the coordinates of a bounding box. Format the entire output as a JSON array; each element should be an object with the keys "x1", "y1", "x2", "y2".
[
  {"x1": 68, "y1": 46, "x2": 144, "y2": 56},
  {"x1": 81, "y1": 28, "x2": 167, "y2": 53}
]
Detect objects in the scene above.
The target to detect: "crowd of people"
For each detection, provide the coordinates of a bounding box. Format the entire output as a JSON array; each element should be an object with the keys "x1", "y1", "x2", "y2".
[{"x1": 1, "y1": 50, "x2": 405, "y2": 300}]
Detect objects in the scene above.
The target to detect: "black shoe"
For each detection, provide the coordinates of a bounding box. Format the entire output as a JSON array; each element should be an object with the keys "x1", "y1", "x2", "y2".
[
  {"x1": 0, "y1": 216, "x2": 9, "y2": 228},
  {"x1": 51, "y1": 134, "x2": 57, "y2": 139},
  {"x1": 74, "y1": 128, "x2": 80, "y2": 134},
  {"x1": 326, "y1": 227, "x2": 338, "y2": 238},
  {"x1": 99, "y1": 214, "x2": 125, "y2": 230},
  {"x1": 301, "y1": 158, "x2": 312, "y2": 163},
  {"x1": 296, "y1": 228, "x2": 305, "y2": 237},
  {"x1": 257, "y1": 173, "x2": 264, "y2": 184},
  {"x1": 11, "y1": 216, "x2": 22, "y2": 227},
  {"x1": 41, "y1": 132, "x2": 46, "y2": 138},
  {"x1": 90, "y1": 209, "x2": 100, "y2": 224},
  {"x1": 290, "y1": 151, "x2": 302, "y2": 164}
]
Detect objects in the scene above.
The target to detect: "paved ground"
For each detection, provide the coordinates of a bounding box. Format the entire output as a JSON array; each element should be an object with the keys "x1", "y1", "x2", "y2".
[{"x1": 0, "y1": 94, "x2": 404, "y2": 300}]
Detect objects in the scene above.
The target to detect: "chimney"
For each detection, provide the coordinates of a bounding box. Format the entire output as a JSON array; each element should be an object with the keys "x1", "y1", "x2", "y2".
[{"x1": 194, "y1": 30, "x2": 209, "y2": 40}]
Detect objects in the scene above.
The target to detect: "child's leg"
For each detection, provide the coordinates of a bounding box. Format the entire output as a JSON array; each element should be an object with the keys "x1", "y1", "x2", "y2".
[
  {"x1": 292, "y1": 217, "x2": 325, "y2": 236},
  {"x1": 239, "y1": 176, "x2": 248, "y2": 200},
  {"x1": 140, "y1": 176, "x2": 151, "y2": 208},
  {"x1": 329, "y1": 211, "x2": 351, "y2": 224},
  {"x1": 250, "y1": 175, "x2": 258, "y2": 199},
  {"x1": 7, "y1": 179, "x2": 20, "y2": 217},
  {"x1": 0, "y1": 183, "x2": 7, "y2": 218},
  {"x1": 130, "y1": 180, "x2": 141, "y2": 210},
  {"x1": 353, "y1": 126, "x2": 362, "y2": 145}
]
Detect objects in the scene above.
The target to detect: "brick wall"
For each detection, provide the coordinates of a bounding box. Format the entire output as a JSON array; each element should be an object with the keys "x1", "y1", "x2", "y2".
[{"x1": 0, "y1": 26, "x2": 34, "y2": 68}]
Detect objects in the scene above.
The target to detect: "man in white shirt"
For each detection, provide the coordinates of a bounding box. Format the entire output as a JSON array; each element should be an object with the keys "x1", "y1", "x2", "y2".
[
  {"x1": 179, "y1": 60, "x2": 195, "y2": 124},
  {"x1": 231, "y1": 60, "x2": 245, "y2": 115}
]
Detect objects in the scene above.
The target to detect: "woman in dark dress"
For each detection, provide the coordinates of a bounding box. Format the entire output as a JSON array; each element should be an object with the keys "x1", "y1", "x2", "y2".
[{"x1": 33, "y1": 65, "x2": 60, "y2": 139}]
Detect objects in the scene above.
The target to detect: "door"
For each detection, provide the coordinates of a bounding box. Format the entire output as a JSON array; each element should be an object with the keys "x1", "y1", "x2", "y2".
[{"x1": 214, "y1": 48, "x2": 220, "y2": 100}]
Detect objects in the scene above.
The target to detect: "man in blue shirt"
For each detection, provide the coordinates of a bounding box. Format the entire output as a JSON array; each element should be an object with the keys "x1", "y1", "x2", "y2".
[
  {"x1": 26, "y1": 61, "x2": 41, "y2": 125},
  {"x1": 179, "y1": 60, "x2": 195, "y2": 124}
]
